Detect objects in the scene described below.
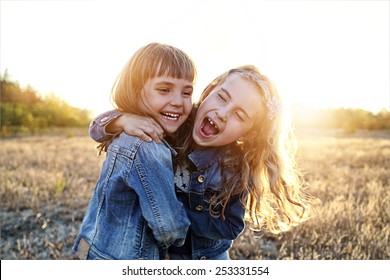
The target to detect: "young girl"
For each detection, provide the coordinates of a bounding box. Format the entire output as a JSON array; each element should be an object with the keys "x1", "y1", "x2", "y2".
[
  {"x1": 91, "y1": 65, "x2": 318, "y2": 260},
  {"x1": 73, "y1": 42, "x2": 197, "y2": 260}
]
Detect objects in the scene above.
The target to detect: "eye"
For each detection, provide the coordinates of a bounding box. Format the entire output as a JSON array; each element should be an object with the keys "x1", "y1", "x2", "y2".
[
  {"x1": 235, "y1": 112, "x2": 245, "y2": 121},
  {"x1": 218, "y1": 92, "x2": 227, "y2": 102},
  {"x1": 158, "y1": 87, "x2": 170, "y2": 93},
  {"x1": 183, "y1": 90, "x2": 193, "y2": 97}
]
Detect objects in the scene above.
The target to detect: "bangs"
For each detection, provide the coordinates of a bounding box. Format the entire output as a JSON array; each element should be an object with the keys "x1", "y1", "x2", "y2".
[
  {"x1": 144, "y1": 46, "x2": 196, "y2": 82},
  {"x1": 155, "y1": 59, "x2": 196, "y2": 81}
]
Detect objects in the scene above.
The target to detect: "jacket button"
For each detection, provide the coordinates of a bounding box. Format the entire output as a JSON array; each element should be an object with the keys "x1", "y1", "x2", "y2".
[
  {"x1": 197, "y1": 175, "x2": 205, "y2": 183},
  {"x1": 200, "y1": 256, "x2": 207, "y2": 260},
  {"x1": 195, "y1": 205, "x2": 203, "y2": 211}
]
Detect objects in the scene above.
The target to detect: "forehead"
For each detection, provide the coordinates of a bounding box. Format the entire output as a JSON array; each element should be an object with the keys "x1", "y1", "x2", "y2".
[
  {"x1": 147, "y1": 75, "x2": 194, "y2": 86},
  {"x1": 218, "y1": 74, "x2": 264, "y2": 116}
]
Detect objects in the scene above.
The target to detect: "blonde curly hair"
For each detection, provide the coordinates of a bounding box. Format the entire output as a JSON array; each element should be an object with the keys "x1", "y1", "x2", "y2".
[{"x1": 177, "y1": 65, "x2": 319, "y2": 234}]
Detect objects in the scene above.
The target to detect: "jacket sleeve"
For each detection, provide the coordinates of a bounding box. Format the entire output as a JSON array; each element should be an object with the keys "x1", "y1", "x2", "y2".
[
  {"x1": 89, "y1": 109, "x2": 124, "y2": 142},
  {"x1": 186, "y1": 194, "x2": 246, "y2": 240},
  {"x1": 127, "y1": 140, "x2": 191, "y2": 248}
]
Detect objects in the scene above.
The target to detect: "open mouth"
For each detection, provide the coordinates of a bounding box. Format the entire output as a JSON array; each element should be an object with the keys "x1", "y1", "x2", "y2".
[
  {"x1": 200, "y1": 117, "x2": 219, "y2": 137},
  {"x1": 161, "y1": 112, "x2": 180, "y2": 122}
]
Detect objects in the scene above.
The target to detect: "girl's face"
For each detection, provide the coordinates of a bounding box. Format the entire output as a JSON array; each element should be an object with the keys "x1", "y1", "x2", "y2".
[
  {"x1": 193, "y1": 74, "x2": 264, "y2": 147},
  {"x1": 140, "y1": 75, "x2": 193, "y2": 134}
]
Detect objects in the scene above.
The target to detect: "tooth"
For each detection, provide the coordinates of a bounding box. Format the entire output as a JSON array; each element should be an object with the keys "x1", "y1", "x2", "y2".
[
  {"x1": 207, "y1": 118, "x2": 218, "y2": 129},
  {"x1": 163, "y1": 113, "x2": 179, "y2": 119}
]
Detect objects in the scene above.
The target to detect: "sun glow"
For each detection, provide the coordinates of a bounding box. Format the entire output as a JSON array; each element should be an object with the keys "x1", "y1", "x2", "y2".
[{"x1": 1, "y1": 1, "x2": 388, "y2": 116}]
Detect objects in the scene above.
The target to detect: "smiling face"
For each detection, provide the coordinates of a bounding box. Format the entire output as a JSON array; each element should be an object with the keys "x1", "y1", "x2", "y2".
[
  {"x1": 139, "y1": 75, "x2": 193, "y2": 134},
  {"x1": 192, "y1": 74, "x2": 265, "y2": 147}
]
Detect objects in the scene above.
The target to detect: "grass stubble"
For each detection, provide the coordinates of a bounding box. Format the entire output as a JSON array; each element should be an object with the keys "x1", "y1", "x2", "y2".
[{"x1": 1, "y1": 129, "x2": 389, "y2": 260}]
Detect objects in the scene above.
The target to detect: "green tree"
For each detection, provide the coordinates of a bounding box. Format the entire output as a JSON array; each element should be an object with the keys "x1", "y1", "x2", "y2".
[{"x1": 1, "y1": 73, "x2": 91, "y2": 135}]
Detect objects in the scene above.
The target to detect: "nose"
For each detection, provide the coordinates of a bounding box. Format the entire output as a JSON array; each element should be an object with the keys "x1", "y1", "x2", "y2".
[
  {"x1": 215, "y1": 110, "x2": 227, "y2": 122},
  {"x1": 169, "y1": 91, "x2": 183, "y2": 107}
]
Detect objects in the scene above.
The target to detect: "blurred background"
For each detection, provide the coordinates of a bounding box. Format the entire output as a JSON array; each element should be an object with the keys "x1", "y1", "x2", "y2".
[
  {"x1": 1, "y1": 0, "x2": 389, "y2": 134},
  {"x1": 1, "y1": 0, "x2": 389, "y2": 260}
]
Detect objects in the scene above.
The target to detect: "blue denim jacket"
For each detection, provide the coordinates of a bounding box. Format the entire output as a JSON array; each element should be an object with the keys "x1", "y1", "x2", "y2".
[
  {"x1": 88, "y1": 110, "x2": 246, "y2": 260},
  {"x1": 182, "y1": 147, "x2": 246, "y2": 260},
  {"x1": 73, "y1": 132, "x2": 190, "y2": 260}
]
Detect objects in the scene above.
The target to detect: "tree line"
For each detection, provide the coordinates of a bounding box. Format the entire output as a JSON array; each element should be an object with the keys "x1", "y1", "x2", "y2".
[
  {"x1": 1, "y1": 73, "x2": 91, "y2": 136},
  {"x1": 1, "y1": 73, "x2": 389, "y2": 136},
  {"x1": 292, "y1": 104, "x2": 390, "y2": 133}
]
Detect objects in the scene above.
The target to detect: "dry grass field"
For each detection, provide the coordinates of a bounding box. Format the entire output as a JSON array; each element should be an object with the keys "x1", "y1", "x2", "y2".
[{"x1": 1, "y1": 129, "x2": 389, "y2": 260}]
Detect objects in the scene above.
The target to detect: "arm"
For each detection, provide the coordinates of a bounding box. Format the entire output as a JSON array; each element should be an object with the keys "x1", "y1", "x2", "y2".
[
  {"x1": 89, "y1": 109, "x2": 124, "y2": 142},
  {"x1": 89, "y1": 110, "x2": 164, "y2": 143}
]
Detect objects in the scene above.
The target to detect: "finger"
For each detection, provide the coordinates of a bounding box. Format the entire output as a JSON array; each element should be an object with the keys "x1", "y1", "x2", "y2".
[
  {"x1": 150, "y1": 122, "x2": 164, "y2": 140},
  {"x1": 148, "y1": 119, "x2": 164, "y2": 136},
  {"x1": 142, "y1": 119, "x2": 163, "y2": 141},
  {"x1": 133, "y1": 129, "x2": 152, "y2": 142},
  {"x1": 144, "y1": 127, "x2": 162, "y2": 144}
]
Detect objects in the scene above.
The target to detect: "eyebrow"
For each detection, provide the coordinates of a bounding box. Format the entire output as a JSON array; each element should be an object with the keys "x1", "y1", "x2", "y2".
[{"x1": 220, "y1": 87, "x2": 250, "y2": 118}]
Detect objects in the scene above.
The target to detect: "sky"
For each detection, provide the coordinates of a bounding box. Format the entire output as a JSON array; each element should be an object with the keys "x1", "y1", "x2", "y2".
[{"x1": 1, "y1": 0, "x2": 389, "y2": 116}]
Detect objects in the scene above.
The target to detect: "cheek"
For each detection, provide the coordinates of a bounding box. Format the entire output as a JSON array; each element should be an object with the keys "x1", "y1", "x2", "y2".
[
  {"x1": 149, "y1": 98, "x2": 167, "y2": 113},
  {"x1": 222, "y1": 123, "x2": 241, "y2": 139},
  {"x1": 193, "y1": 115, "x2": 202, "y2": 130},
  {"x1": 184, "y1": 100, "x2": 193, "y2": 115},
  {"x1": 228, "y1": 121, "x2": 251, "y2": 137},
  {"x1": 139, "y1": 93, "x2": 157, "y2": 113}
]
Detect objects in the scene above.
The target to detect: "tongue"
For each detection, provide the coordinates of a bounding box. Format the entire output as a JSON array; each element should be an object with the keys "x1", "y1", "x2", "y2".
[{"x1": 202, "y1": 120, "x2": 218, "y2": 136}]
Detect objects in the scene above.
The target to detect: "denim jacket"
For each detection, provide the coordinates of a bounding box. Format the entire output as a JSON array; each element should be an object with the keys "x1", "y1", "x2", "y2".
[
  {"x1": 73, "y1": 132, "x2": 190, "y2": 260},
  {"x1": 182, "y1": 147, "x2": 246, "y2": 260},
  {"x1": 89, "y1": 110, "x2": 246, "y2": 260},
  {"x1": 88, "y1": 110, "x2": 125, "y2": 142}
]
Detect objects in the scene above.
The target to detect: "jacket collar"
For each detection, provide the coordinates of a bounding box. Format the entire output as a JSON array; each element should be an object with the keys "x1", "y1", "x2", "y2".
[
  {"x1": 188, "y1": 146, "x2": 224, "y2": 171},
  {"x1": 162, "y1": 139, "x2": 177, "y2": 156}
]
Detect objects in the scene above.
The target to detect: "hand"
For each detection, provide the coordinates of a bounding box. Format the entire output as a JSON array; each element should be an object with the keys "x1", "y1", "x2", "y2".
[{"x1": 117, "y1": 113, "x2": 164, "y2": 144}]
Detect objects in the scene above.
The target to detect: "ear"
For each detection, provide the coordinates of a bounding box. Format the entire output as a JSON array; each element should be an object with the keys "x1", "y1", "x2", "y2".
[
  {"x1": 237, "y1": 129, "x2": 257, "y2": 144},
  {"x1": 236, "y1": 136, "x2": 245, "y2": 145},
  {"x1": 238, "y1": 131, "x2": 257, "y2": 143}
]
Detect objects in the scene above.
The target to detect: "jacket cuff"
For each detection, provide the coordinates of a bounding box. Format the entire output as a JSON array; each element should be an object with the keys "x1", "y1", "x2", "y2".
[{"x1": 89, "y1": 110, "x2": 124, "y2": 142}]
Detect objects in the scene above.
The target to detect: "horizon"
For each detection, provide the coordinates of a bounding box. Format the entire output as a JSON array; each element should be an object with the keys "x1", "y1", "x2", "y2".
[
  {"x1": 3, "y1": 72, "x2": 388, "y2": 118},
  {"x1": 1, "y1": 0, "x2": 389, "y2": 116}
]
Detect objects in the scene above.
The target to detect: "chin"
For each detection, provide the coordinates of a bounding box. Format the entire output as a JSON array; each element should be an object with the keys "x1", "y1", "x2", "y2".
[
  {"x1": 164, "y1": 126, "x2": 180, "y2": 135},
  {"x1": 192, "y1": 134, "x2": 212, "y2": 147}
]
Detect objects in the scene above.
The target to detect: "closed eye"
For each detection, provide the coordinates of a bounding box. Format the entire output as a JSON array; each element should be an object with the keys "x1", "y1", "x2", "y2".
[
  {"x1": 218, "y1": 92, "x2": 227, "y2": 102},
  {"x1": 218, "y1": 87, "x2": 232, "y2": 102},
  {"x1": 236, "y1": 112, "x2": 245, "y2": 121}
]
